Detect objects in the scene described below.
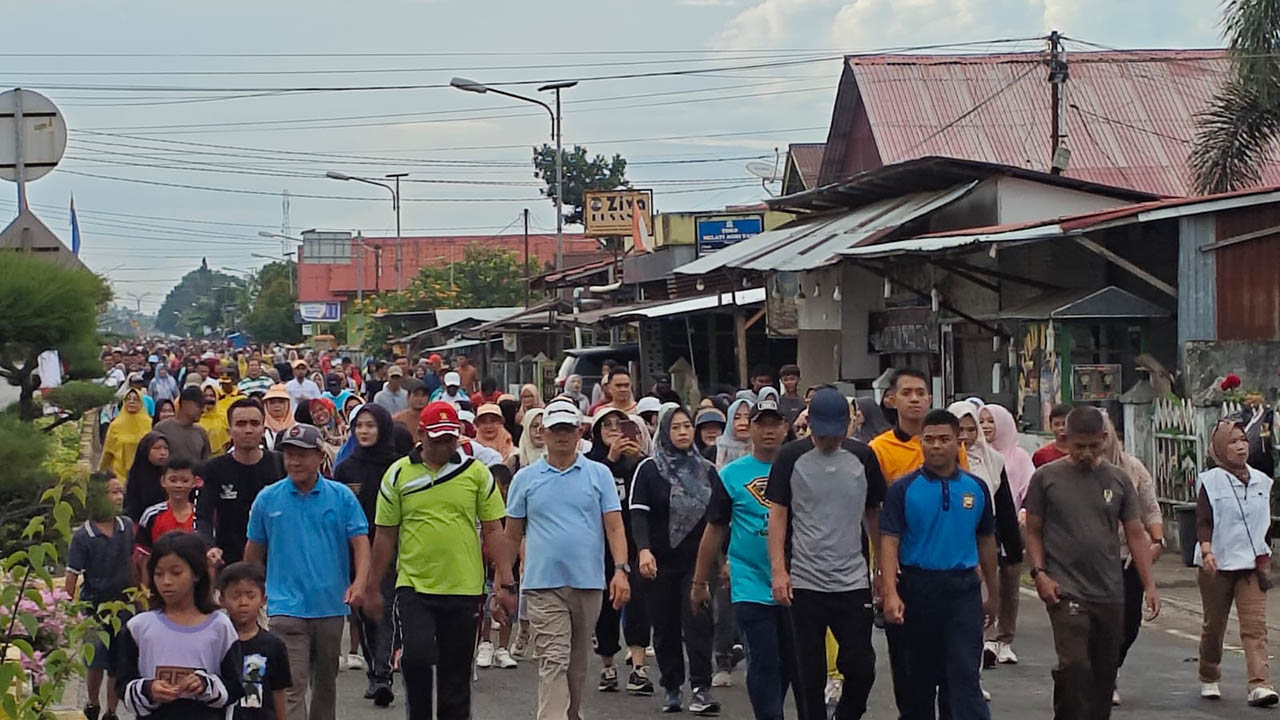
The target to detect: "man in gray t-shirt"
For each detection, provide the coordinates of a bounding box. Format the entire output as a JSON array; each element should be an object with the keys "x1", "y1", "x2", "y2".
[
  {"x1": 765, "y1": 388, "x2": 885, "y2": 720},
  {"x1": 1025, "y1": 405, "x2": 1159, "y2": 720},
  {"x1": 153, "y1": 387, "x2": 211, "y2": 465},
  {"x1": 373, "y1": 366, "x2": 409, "y2": 414}
]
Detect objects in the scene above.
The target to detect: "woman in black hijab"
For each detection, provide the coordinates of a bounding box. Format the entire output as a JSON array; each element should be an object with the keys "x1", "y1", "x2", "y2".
[
  {"x1": 124, "y1": 431, "x2": 171, "y2": 522},
  {"x1": 332, "y1": 402, "x2": 408, "y2": 705},
  {"x1": 499, "y1": 397, "x2": 522, "y2": 445}
]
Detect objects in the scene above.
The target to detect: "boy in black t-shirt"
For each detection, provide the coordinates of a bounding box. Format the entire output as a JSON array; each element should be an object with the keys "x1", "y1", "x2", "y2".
[{"x1": 218, "y1": 563, "x2": 291, "y2": 720}]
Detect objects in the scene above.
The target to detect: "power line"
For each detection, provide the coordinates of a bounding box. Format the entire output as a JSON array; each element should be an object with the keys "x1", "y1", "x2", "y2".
[{"x1": 901, "y1": 63, "x2": 1041, "y2": 153}]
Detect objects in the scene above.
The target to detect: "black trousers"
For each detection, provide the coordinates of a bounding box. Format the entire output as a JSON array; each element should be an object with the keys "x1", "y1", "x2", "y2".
[
  {"x1": 1116, "y1": 563, "x2": 1143, "y2": 670},
  {"x1": 899, "y1": 569, "x2": 988, "y2": 720},
  {"x1": 356, "y1": 563, "x2": 396, "y2": 685},
  {"x1": 595, "y1": 565, "x2": 651, "y2": 658},
  {"x1": 1047, "y1": 598, "x2": 1123, "y2": 720},
  {"x1": 788, "y1": 588, "x2": 875, "y2": 720},
  {"x1": 394, "y1": 589, "x2": 481, "y2": 720},
  {"x1": 646, "y1": 563, "x2": 713, "y2": 690}
]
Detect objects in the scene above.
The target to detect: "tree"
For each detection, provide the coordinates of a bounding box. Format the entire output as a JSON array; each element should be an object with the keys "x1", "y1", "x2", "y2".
[
  {"x1": 1190, "y1": 0, "x2": 1280, "y2": 193},
  {"x1": 241, "y1": 261, "x2": 301, "y2": 344},
  {"x1": 0, "y1": 255, "x2": 111, "y2": 420},
  {"x1": 532, "y1": 144, "x2": 629, "y2": 225},
  {"x1": 154, "y1": 259, "x2": 244, "y2": 336}
]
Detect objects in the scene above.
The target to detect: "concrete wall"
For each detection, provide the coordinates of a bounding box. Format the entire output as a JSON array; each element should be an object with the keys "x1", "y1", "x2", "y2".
[
  {"x1": 994, "y1": 176, "x2": 1135, "y2": 223},
  {"x1": 841, "y1": 264, "x2": 883, "y2": 380},
  {"x1": 1184, "y1": 340, "x2": 1280, "y2": 397}
]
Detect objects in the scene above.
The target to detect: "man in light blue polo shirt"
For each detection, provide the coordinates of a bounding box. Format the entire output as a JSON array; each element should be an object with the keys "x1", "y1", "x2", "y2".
[
  {"x1": 245, "y1": 423, "x2": 370, "y2": 720},
  {"x1": 691, "y1": 398, "x2": 793, "y2": 720},
  {"x1": 505, "y1": 399, "x2": 632, "y2": 720}
]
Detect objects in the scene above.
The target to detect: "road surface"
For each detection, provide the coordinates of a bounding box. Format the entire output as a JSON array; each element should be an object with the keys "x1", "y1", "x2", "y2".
[{"x1": 331, "y1": 590, "x2": 1254, "y2": 719}]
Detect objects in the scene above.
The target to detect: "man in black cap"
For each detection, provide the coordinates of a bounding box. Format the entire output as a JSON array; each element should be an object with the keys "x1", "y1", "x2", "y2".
[{"x1": 766, "y1": 387, "x2": 886, "y2": 720}]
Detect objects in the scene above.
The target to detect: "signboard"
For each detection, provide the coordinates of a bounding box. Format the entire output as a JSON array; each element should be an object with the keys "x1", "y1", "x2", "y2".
[
  {"x1": 295, "y1": 302, "x2": 341, "y2": 323},
  {"x1": 696, "y1": 214, "x2": 764, "y2": 254},
  {"x1": 0, "y1": 89, "x2": 67, "y2": 183},
  {"x1": 1072, "y1": 363, "x2": 1121, "y2": 401},
  {"x1": 584, "y1": 189, "x2": 652, "y2": 237},
  {"x1": 301, "y1": 324, "x2": 314, "y2": 337}
]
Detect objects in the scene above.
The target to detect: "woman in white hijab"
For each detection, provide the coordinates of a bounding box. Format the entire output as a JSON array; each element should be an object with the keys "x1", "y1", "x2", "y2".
[{"x1": 948, "y1": 401, "x2": 1025, "y2": 668}]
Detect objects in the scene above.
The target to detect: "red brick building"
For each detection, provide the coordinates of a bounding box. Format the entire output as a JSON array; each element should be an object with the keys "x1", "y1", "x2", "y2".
[{"x1": 297, "y1": 231, "x2": 606, "y2": 303}]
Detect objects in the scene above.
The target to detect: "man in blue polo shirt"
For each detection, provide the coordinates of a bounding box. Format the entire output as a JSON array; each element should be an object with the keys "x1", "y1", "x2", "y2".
[
  {"x1": 245, "y1": 423, "x2": 371, "y2": 720},
  {"x1": 879, "y1": 409, "x2": 998, "y2": 720},
  {"x1": 691, "y1": 397, "x2": 792, "y2": 720}
]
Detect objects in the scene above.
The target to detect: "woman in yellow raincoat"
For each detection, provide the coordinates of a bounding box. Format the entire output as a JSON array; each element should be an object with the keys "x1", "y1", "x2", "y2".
[
  {"x1": 197, "y1": 378, "x2": 231, "y2": 455},
  {"x1": 100, "y1": 387, "x2": 153, "y2": 480}
]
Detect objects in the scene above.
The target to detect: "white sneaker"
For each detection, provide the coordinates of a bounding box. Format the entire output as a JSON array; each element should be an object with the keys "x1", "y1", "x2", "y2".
[
  {"x1": 1249, "y1": 687, "x2": 1280, "y2": 707},
  {"x1": 346, "y1": 653, "x2": 365, "y2": 671},
  {"x1": 646, "y1": 644, "x2": 656, "y2": 658},
  {"x1": 824, "y1": 677, "x2": 843, "y2": 706},
  {"x1": 494, "y1": 647, "x2": 518, "y2": 669},
  {"x1": 1202, "y1": 682, "x2": 1222, "y2": 699},
  {"x1": 711, "y1": 671, "x2": 732, "y2": 688},
  {"x1": 476, "y1": 641, "x2": 494, "y2": 669},
  {"x1": 982, "y1": 685, "x2": 991, "y2": 702},
  {"x1": 996, "y1": 643, "x2": 1019, "y2": 664},
  {"x1": 982, "y1": 641, "x2": 999, "y2": 669},
  {"x1": 1112, "y1": 689, "x2": 1121, "y2": 706}
]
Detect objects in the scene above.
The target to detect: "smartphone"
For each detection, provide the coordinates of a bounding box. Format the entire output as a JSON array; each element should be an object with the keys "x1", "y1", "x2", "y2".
[{"x1": 619, "y1": 419, "x2": 642, "y2": 442}]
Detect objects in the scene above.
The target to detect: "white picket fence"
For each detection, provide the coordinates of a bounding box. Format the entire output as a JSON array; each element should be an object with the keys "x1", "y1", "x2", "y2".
[{"x1": 1151, "y1": 397, "x2": 1203, "y2": 505}]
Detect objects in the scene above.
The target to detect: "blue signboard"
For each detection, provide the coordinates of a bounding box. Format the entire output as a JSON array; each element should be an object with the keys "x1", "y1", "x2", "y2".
[
  {"x1": 294, "y1": 302, "x2": 342, "y2": 324},
  {"x1": 696, "y1": 215, "x2": 764, "y2": 253}
]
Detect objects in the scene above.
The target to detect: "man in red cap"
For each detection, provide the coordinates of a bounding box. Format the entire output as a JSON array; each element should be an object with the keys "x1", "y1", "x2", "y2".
[{"x1": 366, "y1": 402, "x2": 516, "y2": 720}]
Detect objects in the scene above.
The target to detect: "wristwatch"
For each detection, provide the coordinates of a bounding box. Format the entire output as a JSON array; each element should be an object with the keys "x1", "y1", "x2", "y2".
[
  {"x1": 1029, "y1": 566, "x2": 1046, "y2": 579},
  {"x1": 500, "y1": 583, "x2": 519, "y2": 594},
  {"x1": 614, "y1": 562, "x2": 632, "y2": 574}
]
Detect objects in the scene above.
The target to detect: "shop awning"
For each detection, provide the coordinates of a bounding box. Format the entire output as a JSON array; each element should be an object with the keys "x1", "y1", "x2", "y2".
[
  {"x1": 987, "y1": 286, "x2": 1171, "y2": 321},
  {"x1": 673, "y1": 182, "x2": 977, "y2": 275},
  {"x1": 563, "y1": 288, "x2": 766, "y2": 326}
]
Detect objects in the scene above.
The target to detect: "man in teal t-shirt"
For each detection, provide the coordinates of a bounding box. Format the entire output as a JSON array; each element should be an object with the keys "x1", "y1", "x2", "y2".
[{"x1": 691, "y1": 398, "x2": 792, "y2": 720}]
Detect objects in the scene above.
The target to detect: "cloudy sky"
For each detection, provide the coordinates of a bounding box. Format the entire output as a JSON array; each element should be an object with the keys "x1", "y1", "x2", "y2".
[{"x1": 2, "y1": 0, "x2": 1220, "y2": 311}]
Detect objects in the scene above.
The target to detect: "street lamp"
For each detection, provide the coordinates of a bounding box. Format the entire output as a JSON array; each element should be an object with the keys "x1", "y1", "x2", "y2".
[
  {"x1": 451, "y1": 76, "x2": 577, "y2": 271},
  {"x1": 256, "y1": 233, "x2": 301, "y2": 288},
  {"x1": 325, "y1": 171, "x2": 408, "y2": 290}
]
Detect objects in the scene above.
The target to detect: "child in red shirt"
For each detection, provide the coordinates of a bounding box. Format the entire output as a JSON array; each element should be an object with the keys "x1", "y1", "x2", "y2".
[{"x1": 136, "y1": 457, "x2": 199, "y2": 583}]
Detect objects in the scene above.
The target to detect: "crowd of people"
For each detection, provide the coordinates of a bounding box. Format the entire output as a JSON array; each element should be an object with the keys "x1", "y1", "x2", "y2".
[{"x1": 63, "y1": 339, "x2": 1276, "y2": 720}]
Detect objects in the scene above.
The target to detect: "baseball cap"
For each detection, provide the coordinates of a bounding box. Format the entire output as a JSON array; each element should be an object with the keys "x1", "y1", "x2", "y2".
[
  {"x1": 543, "y1": 399, "x2": 583, "y2": 429},
  {"x1": 635, "y1": 396, "x2": 662, "y2": 416},
  {"x1": 427, "y1": 353, "x2": 442, "y2": 363},
  {"x1": 809, "y1": 388, "x2": 851, "y2": 437},
  {"x1": 419, "y1": 401, "x2": 461, "y2": 439},
  {"x1": 476, "y1": 403, "x2": 503, "y2": 421},
  {"x1": 387, "y1": 365, "x2": 404, "y2": 378},
  {"x1": 127, "y1": 371, "x2": 145, "y2": 384},
  {"x1": 694, "y1": 407, "x2": 727, "y2": 428},
  {"x1": 291, "y1": 359, "x2": 308, "y2": 369},
  {"x1": 147, "y1": 354, "x2": 160, "y2": 363},
  {"x1": 262, "y1": 384, "x2": 290, "y2": 403},
  {"x1": 278, "y1": 423, "x2": 323, "y2": 450},
  {"x1": 751, "y1": 397, "x2": 784, "y2": 422},
  {"x1": 444, "y1": 371, "x2": 461, "y2": 387}
]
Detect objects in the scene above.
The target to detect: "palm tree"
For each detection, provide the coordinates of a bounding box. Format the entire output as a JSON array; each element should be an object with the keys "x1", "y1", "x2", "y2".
[{"x1": 1190, "y1": 0, "x2": 1280, "y2": 194}]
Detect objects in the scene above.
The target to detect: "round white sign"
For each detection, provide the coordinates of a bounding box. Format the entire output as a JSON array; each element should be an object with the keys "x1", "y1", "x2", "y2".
[{"x1": 0, "y1": 88, "x2": 68, "y2": 183}]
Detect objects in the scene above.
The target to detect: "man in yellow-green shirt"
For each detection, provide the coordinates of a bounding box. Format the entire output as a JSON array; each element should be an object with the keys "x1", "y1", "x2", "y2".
[{"x1": 366, "y1": 401, "x2": 515, "y2": 720}]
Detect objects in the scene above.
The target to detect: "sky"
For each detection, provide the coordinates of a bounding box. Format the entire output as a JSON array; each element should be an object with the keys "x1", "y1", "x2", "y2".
[{"x1": 0, "y1": 0, "x2": 1222, "y2": 312}]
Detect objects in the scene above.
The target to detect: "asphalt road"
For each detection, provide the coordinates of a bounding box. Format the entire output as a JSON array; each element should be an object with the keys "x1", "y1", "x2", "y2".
[{"x1": 332, "y1": 591, "x2": 1262, "y2": 719}]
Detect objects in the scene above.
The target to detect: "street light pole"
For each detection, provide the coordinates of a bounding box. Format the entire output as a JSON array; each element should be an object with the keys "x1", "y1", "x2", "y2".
[
  {"x1": 256, "y1": 232, "x2": 301, "y2": 289},
  {"x1": 325, "y1": 171, "x2": 407, "y2": 290},
  {"x1": 451, "y1": 76, "x2": 577, "y2": 271}
]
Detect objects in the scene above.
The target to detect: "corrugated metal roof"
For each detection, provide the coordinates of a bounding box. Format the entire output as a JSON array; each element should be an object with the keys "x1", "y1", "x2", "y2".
[
  {"x1": 789, "y1": 143, "x2": 826, "y2": 189},
  {"x1": 990, "y1": 286, "x2": 1170, "y2": 321},
  {"x1": 846, "y1": 50, "x2": 1280, "y2": 197},
  {"x1": 675, "y1": 182, "x2": 976, "y2": 275}
]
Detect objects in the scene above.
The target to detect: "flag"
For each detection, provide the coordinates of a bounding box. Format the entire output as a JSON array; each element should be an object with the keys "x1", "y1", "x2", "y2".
[
  {"x1": 69, "y1": 195, "x2": 81, "y2": 256},
  {"x1": 631, "y1": 206, "x2": 653, "y2": 254}
]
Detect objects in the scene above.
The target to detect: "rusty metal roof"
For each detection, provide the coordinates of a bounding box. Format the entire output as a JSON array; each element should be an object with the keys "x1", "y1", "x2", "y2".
[
  {"x1": 837, "y1": 50, "x2": 1280, "y2": 197},
  {"x1": 788, "y1": 143, "x2": 826, "y2": 190}
]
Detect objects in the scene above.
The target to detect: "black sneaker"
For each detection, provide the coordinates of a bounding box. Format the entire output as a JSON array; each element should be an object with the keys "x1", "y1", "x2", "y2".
[
  {"x1": 627, "y1": 666, "x2": 655, "y2": 696},
  {"x1": 729, "y1": 644, "x2": 745, "y2": 669},
  {"x1": 662, "y1": 688, "x2": 683, "y2": 713},
  {"x1": 84, "y1": 705, "x2": 101, "y2": 720},
  {"x1": 372, "y1": 682, "x2": 394, "y2": 707},
  {"x1": 598, "y1": 666, "x2": 619, "y2": 692},
  {"x1": 364, "y1": 679, "x2": 377, "y2": 700},
  {"x1": 689, "y1": 687, "x2": 720, "y2": 716},
  {"x1": 102, "y1": 713, "x2": 118, "y2": 720}
]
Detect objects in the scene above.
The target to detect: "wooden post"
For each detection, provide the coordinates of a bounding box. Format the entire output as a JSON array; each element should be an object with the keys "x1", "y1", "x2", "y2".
[{"x1": 735, "y1": 311, "x2": 749, "y2": 389}]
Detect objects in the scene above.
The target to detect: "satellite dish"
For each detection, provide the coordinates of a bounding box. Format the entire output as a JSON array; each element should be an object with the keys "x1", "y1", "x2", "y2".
[{"x1": 745, "y1": 160, "x2": 781, "y2": 181}]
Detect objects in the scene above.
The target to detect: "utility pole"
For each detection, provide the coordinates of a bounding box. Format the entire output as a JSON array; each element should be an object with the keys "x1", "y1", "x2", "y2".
[
  {"x1": 355, "y1": 232, "x2": 364, "y2": 303},
  {"x1": 1048, "y1": 30, "x2": 1070, "y2": 175},
  {"x1": 387, "y1": 173, "x2": 407, "y2": 290},
  {"x1": 523, "y1": 208, "x2": 531, "y2": 308}
]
